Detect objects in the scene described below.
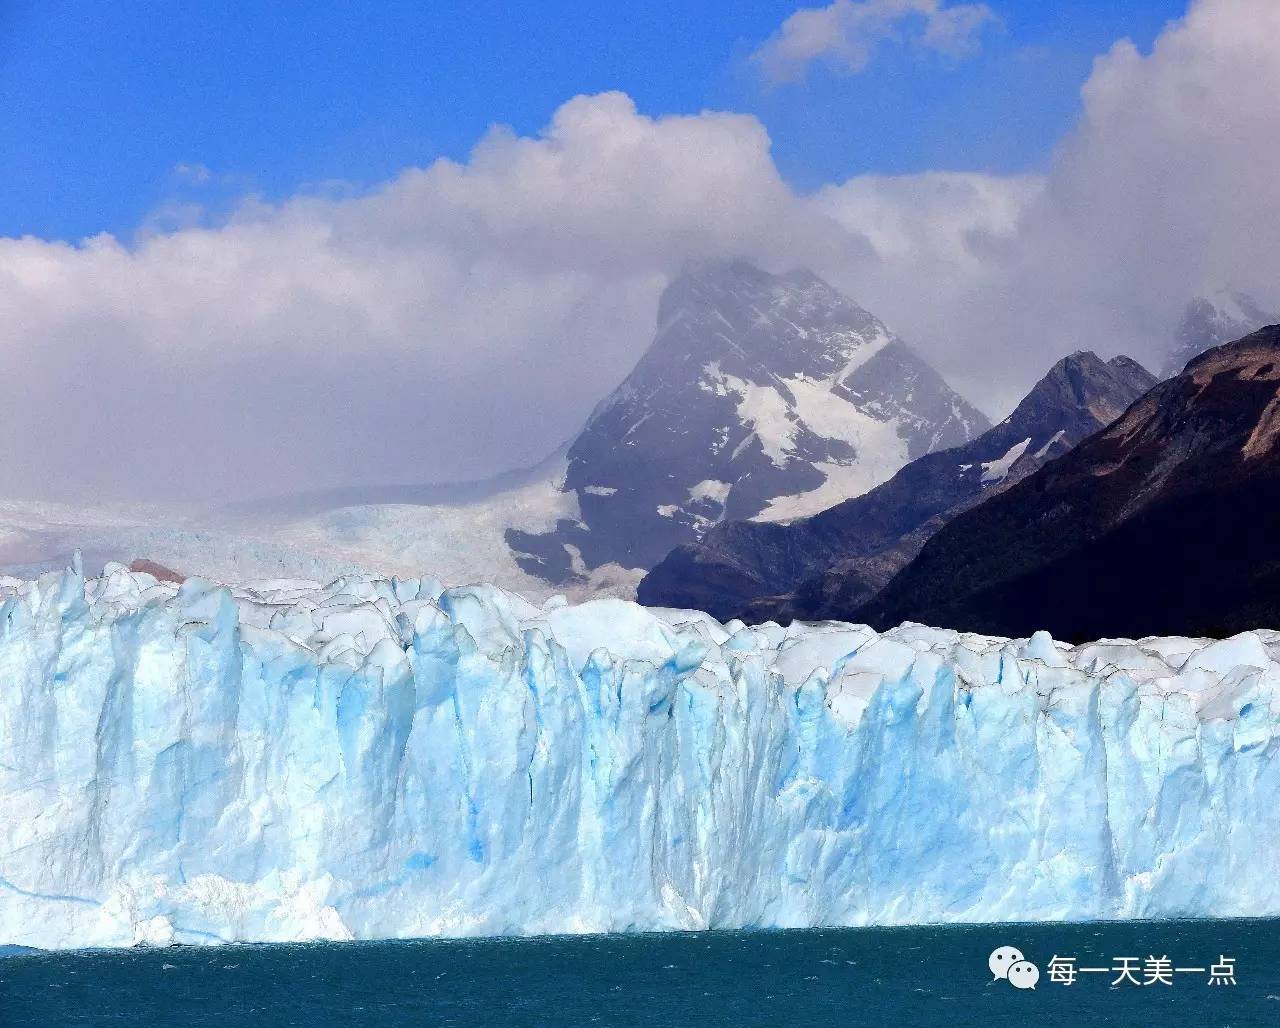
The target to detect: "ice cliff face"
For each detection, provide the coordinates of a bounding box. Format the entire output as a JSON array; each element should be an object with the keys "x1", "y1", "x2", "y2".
[{"x1": 3, "y1": 562, "x2": 1279, "y2": 950}]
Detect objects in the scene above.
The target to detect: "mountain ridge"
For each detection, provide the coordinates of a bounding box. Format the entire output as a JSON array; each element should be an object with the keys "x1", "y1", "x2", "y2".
[
  {"x1": 853, "y1": 324, "x2": 1280, "y2": 639},
  {"x1": 638, "y1": 349, "x2": 1155, "y2": 620}
]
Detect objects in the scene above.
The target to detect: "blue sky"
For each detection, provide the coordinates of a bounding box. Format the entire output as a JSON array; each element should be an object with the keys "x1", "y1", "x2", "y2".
[
  {"x1": 3, "y1": 0, "x2": 1184, "y2": 241},
  {"x1": 8, "y1": 0, "x2": 1270, "y2": 503}
]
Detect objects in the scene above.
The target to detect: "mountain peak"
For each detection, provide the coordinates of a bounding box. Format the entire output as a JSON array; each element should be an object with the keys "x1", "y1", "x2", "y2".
[
  {"x1": 673, "y1": 259, "x2": 826, "y2": 289},
  {"x1": 659, "y1": 260, "x2": 849, "y2": 323},
  {"x1": 777, "y1": 266, "x2": 827, "y2": 288},
  {"x1": 651, "y1": 261, "x2": 883, "y2": 385},
  {"x1": 1183, "y1": 322, "x2": 1280, "y2": 375},
  {"x1": 509, "y1": 260, "x2": 989, "y2": 584},
  {"x1": 1007, "y1": 350, "x2": 1155, "y2": 434},
  {"x1": 1051, "y1": 349, "x2": 1110, "y2": 380},
  {"x1": 673, "y1": 256, "x2": 771, "y2": 287}
]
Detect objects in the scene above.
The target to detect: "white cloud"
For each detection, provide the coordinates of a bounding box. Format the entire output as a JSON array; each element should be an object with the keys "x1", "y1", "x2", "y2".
[
  {"x1": 0, "y1": 94, "x2": 847, "y2": 502},
  {"x1": 1, "y1": 0, "x2": 1278, "y2": 503},
  {"x1": 938, "y1": 0, "x2": 1280, "y2": 400},
  {"x1": 172, "y1": 162, "x2": 213, "y2": 185},
  {"x1": 752, "y1": 0, "x2": 998, "y2": 82},
  {"x1": 783, "y1": 0, "x2": 1280, "y2": 412},
  {"x1": 809, "y1": 171, "x2": 1043, "y2": 409},
  {"x1": 814, "y1": 170, "x2": 1040, "y2": 272}
]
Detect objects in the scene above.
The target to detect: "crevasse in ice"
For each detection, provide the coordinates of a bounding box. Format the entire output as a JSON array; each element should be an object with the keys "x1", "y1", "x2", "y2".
[{"x1": 1, "y1": 560, "x2": 1278, "y2": 949}]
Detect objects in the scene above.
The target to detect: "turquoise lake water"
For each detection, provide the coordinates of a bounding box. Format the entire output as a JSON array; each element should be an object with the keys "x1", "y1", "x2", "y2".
[{"x1": 2, "y1": 919, "x2": 1277, "y2": 1026}]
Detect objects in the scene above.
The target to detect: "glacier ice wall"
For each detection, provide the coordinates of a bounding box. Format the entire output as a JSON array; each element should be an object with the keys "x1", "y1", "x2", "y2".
[{"x1": 2, "y1": 561, "x2": 1279, "y2": 949}]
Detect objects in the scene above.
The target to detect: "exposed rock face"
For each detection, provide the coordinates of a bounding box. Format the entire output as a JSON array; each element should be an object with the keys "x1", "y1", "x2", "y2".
[
  {"x1": 128, "y1": 558, "x2": 186, "y2": 584},
  {"x1": 507, "y1": 260, "x2": 988, "y2": 584},
  {"x1": 639, "y1": 351, "x2": 1155, "y2": 621},
  {"x1": 856, "y1": 325, "x2": 1280, "y2": 640}
]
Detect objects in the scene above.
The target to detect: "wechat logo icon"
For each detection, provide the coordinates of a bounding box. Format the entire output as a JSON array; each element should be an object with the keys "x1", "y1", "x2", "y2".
[{"x1": 990, "y1": 946, "x2": 1039, "y2": 990}]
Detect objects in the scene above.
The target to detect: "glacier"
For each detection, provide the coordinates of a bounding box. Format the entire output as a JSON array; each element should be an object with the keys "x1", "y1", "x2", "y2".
[{"x1": 2, "y1": 560, "x2": 1279, "y2": 950}]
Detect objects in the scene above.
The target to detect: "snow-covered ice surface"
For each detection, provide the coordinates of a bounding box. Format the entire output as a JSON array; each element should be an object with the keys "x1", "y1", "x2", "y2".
[
  {"x1": 0, "y1": 458, "x2": 644, "y2": 604},
  {"x1": 3, "y1": 561, "x2": 1279, "y2": 950}
]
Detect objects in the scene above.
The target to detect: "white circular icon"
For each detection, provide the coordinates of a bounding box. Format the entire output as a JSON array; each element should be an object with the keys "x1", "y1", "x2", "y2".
[
  {"x1": 1008, "y1": 959, "x2": 1040, "y2": 990},
  {"x1": 989, "y1": 945, "x2": 1024, "y2": 980}
]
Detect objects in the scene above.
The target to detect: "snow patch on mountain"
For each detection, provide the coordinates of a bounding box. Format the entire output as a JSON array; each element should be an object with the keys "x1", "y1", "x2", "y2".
[
  {"x1": 701, "y1": 365, "x2": 912, "y2": 515},
  {"x1": 688, "y1": 480, "x2": 731, "y2": 505},
  {"x1": 1033, "y1": 429, "x2": 1067, "y2": 459},
  {"x1": 830, "y1": 323, "x2": 893, "y2": 382},
  {"x1": 757, "y1": 375, "x2": 911, "y2": 521},
  {"x1": 712, "y1": 368, "x2": 797, "y2": 467},
  {"x1": 979, "y1": 437, "x2": 1032, "y2": 484}
]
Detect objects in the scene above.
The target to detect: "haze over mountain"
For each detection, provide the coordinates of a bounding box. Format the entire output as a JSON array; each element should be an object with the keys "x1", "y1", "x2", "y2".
[
  {"x1": 1163, "y1": 291, "x2": 1276, "y2": 378},
  {"x1": 853, "y1": 325, "x2": 1280, "y2": 640},
  {"x1": 639, "y1": 350, "x2": 1155, "y2": 620},
  {"x1": 507, "y1": 260, "x2": 987, "y2": 582},
  {"x1": 0, "y1": 261, "x2": 986, "y2": 603}
]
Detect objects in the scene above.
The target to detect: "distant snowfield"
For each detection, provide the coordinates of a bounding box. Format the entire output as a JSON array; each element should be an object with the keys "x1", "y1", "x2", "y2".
[
  {"x1": 0, "y1": 459, "x2": 644, "y2": 604},
  {"x1": 0, "y1": 394, "x2": 906, "y2": 592}
]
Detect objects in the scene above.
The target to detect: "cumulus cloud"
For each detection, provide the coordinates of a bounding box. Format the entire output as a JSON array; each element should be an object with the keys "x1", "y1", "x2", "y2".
[
  {"x1": 172, "y1": 162, "x2": 213, "y2": 185},
  {"x1": 934, "y1": 0, "x2": 1280, "y2": 403},
  {"x1": 0, "y1": 0, "x2": 1277, "y2": 503},
  {"x1": 752, "y1": 0, "x2": 998, "y2": 82},
  {"x1": 809, "y1": 171, "x2": 1043, "y2": 407},
  {"x1": 0, "y1": 94, "x2": 846, "y2": 502},
  {"x1": 791, "y1": 0, "x2": 1280, "y2": 411}
]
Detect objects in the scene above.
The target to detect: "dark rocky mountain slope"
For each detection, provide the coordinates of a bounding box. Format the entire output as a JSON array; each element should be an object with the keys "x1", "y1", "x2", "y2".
[
  {"x1": 639, "y1": 350, "x2": 1155, "y2": 621},
  {"x1": 853, "y1": 325, "x2": 1280, "y2": 640}
]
